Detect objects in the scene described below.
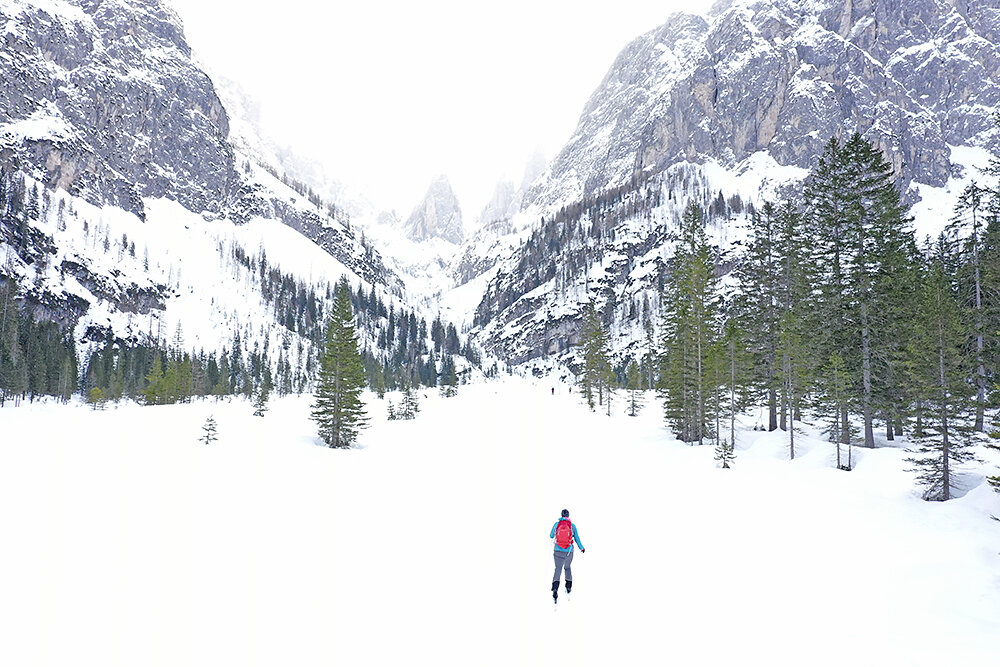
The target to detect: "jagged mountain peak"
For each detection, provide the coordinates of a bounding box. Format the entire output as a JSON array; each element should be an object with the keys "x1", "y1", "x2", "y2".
[
  {"x1": 523, "y1": 0, "x2": 1000, "y2": 217},
  {"x1": 405, "y1": 174, "x2": 464, "y2": 245},
  {"x1": 478, "y1": 179, "x2": 516, "y2": 228}
]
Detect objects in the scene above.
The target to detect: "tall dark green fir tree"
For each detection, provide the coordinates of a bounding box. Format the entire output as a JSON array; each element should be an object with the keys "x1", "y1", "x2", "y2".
[
  {"x1": 806, "y1": 133, "x2": 915, "y2": 448},
  {"x1": 658, "y1": 202, "x2": 721, "y2": 445},
  {"x1": 578, "y1": 300, "x2": 611, "y2": 411},
  {"x1": 311, "y1": 278, "x2": 369, "y2": 448},
  {"x1": 907, "y1": 239, "x2": 975, "y2": 501}
]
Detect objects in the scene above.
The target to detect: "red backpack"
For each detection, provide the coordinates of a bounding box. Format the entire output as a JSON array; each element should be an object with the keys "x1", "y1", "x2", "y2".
[{"x1": 555, "y1": 519, "x2": 573, "y2": 549}]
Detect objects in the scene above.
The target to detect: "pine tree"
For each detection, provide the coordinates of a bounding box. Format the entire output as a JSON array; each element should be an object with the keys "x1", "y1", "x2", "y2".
[
  {"x1": 401, "y1": 381, "x2": 420, "y2": 420},
  {"x1": 142, "y1": 354, "x2": 165, "y2": 405},
  {"x1": 625, "y1": 360, "x2": 643, "y2": 417},
  {"x1": 820, "y1": 352, "x2": 855, "y2": 470},
  {"x1": 733, "y1": 201, "x2": 782, "y2": 431},
  {"x1": 714, "y1": 437, "x2": 736, "y2": 469},
  {"x1": 806, "y1": 137, "x2": 853, "y2": 447},
  {"x1": 720, "y1": 319, "x2": 751, "y2": 456},
  {"x1": 87, "y1": 386, "x2": 107, "y2": 410},
  {"x1": 578, "y1": 300, "x2": 611, "y2": 411},
  {"x1": 986, "y1": 410, "x2": 1000, "y2": 496},
  {"x1": 907, "y1": 240, "x2": 976, "y2": 501},
  {"x1": 311, "y1": 278, "x2": 369, "y2": 448},
  {"x1": 200, "y1": 416, "x2": 218, "y2": 445},
  {"x1": 949, "y1": 182, "x2": 992, "y2": 431},
  {"x1": 658, "y1": 202, "x2": 721, "y2": 444},
  {"x1": 440, "y1": 354, "x2": 458, "y2": 397},
  {"x1": 252, "y1": 377, "x2": 270, "y2": 417},
  {"x1": 806, "y1": 133, "x2": 915, "y2": 448},
  {"x1": 372, "y1": 361, "x2": 386, "y2": 399}
]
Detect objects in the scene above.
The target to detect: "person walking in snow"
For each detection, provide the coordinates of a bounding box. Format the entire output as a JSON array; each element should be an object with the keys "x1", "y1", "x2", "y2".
[{"x1": 550, "y1": 509, "x2": 584, "y2": 603}]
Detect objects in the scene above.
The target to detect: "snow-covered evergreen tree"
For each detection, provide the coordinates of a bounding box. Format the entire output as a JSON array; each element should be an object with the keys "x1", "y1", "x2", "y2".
[
  {"x1": 200, "y1": 416, "x2": 218, "y2": 445},
  {"x1": 714, "y1": 438, "x2": 735, "y2": 469},
  {"x1": 252, "y1": 378, "x2": 270, "y2": 417},
  {"x1": 400, "y1": 382, "x2": 420, "y2": 420}
]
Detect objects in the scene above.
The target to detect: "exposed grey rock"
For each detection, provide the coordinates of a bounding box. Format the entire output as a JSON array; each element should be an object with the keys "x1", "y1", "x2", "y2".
[
  {"x1": 405, "y1": 175, "x2": 464, "y2": 244},
  {"x1": 478, "y1": 179, "x2": 515, "y2": 228},
  {"x1": 525, "y1": 0, "x2": 1000, "y2": 213},
  {"x1": 0, "y1": 0, "x2": 235, "y2": 217}
]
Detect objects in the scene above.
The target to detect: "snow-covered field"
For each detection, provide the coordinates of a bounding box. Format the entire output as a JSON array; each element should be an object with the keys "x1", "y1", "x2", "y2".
[{"x1": 2, "y1": 380, "x2": 999, "y2": 666}]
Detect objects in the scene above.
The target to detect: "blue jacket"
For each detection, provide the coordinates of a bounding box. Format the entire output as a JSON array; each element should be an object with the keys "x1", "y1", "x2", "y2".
[{"x1": 550, "y1": 519, "x2": 584, "y2": 553}]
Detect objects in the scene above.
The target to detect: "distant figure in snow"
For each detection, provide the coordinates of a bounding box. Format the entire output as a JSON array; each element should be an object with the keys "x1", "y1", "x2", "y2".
[
  {"x1": 551, "y1": 387, "x2": 555, "y2": 395},
  {"x1": 550, "y1": 509, "x2": 584, "y2": 603}
]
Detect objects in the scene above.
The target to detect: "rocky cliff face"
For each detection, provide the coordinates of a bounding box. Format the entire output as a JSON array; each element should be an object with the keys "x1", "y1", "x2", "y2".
[
  {"x1": 469, "y1": 0, "x2": 1000, "y2": 370},
  {"x1": 405, "y1": 175, "x2": 464, "y2": 244},
  {"x1": 0, "y1": 0, "x2": 236, "y2": 217},
  {"x1": 0, "y1": 0, "x2": 403, "y2": 355},
  {"x1": 525, "y1": 0, "x2": 1000, "y2": 213}
]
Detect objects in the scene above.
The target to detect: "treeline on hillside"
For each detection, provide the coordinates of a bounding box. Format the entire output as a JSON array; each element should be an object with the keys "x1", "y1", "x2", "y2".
[
  {"x1": 249, "y1": 159, "x2": 352, "y2": 230},
  {"x1": 475, "y1": 168, "x2": 743, "y2": 328},
  {"x1": 0, "y1": 281, "x2": 78, "y2": 406},
  {"x1": 80, "y1": 326, "x2": 284, "y2": 405},
  {"x1": 74, "y1": 264, "x2": 480, "y2": 405},
  {"x1": 1, "y1": 162, "x2": 47, "y2": 256},
  {"x1": 0, "y1": 164, "x2": 479, "y2": 404},
  {"x1": 577, "y1": 131, "x2": 1000, "y2": 501},
  {"x1": 3, "y1": 265, "x2": 479, "y2": 406},
  {"x1": 230, "y1": 243, "x2": 480, "y2": 390}
]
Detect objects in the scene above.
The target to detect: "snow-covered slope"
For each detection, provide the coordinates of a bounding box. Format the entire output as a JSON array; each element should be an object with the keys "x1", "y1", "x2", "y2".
[
  {"x1": 0, "y1": 0, "x2": 411, "y2": 373},
  {"x1": 0, "y1": 169, "x2": 397, "y2": 386},
  {"x1": 2, "y1": 379, "x2": 998, "y2": 666}
]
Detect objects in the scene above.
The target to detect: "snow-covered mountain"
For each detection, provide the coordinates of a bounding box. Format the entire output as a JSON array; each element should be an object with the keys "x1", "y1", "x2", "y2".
[
  {"x1": 0, "y1": 0, "x2": 407, "y2": 378},
  {"x1": 404, "y1": 175, "x2": 464, "y2": 245},
  {"x1": 463, "y1": 0, "x2": 1000, "y2": 369},
  {"x1": 527, "y1": 0, "x2": 1000, "y2": 210}
]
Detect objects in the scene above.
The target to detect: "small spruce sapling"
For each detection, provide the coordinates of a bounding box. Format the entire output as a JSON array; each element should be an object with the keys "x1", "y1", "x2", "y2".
[
  {"x1": 714, "y1": 438, "x2": 735, "y2": 469},
  {"x1": 626, "y1": 360, "x2": 643, "y2": 417},
  {"x1": 87, "y1": 387, "x2": 107, "y2": 410},
  {"x1": 201, "y1": 416, "x2": 218, "y2": 445},
  {"x1": 401, "y1": 383, "x2": 420, "y2": 420},
  {"x1": 252, "y1": 380, "x2": 270, "y2": 417}
]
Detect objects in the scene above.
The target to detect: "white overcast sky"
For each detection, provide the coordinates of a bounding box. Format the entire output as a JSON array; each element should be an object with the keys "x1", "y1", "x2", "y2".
[{"x1": 168, "y1": 0, "x2": 718, "y2": 219}]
